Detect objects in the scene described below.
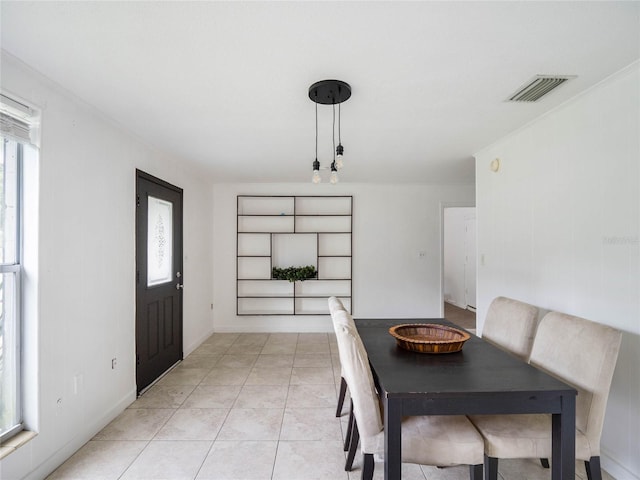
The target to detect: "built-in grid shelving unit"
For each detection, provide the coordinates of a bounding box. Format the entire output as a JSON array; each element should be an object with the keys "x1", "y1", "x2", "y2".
[{"x1": 237, "y1": 195, "x2": 352, "y2": 316}]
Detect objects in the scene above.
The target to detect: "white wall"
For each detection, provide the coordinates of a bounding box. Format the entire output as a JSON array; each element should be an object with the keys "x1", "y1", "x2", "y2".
[
  {"x1": 475, "y1": 62, "x2": 640, "y2": 480},
  {"x1": 0, "y1": 52, "x2": 215, "y2": 480},
  {"x1": 443, "y1": 207, "x2": 475, "y2": 308},
  {"x1": 212, "y1": 183, "x2": 475, "y2": 332}
]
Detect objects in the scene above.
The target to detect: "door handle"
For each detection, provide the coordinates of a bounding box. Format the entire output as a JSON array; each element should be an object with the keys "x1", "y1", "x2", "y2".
[{"x1": 176, "y1": 283, "x2": 184, "y2": 290}]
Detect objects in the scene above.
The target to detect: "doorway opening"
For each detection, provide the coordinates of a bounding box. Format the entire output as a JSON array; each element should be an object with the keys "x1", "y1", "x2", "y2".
[{"x1": 443, "y1": 206, "x2": 476, "y2": 330}]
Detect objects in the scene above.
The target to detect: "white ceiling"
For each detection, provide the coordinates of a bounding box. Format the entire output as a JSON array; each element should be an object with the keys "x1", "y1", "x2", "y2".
[{"x1": 2, "y1": 1, "x2": 638, "y2": 184}]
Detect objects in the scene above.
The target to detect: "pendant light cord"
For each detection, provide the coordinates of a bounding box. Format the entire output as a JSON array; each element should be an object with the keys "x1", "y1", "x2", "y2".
[
  {"x1": 332, "y1": 103, "x2": 336, "y2": 162},
  {"x1": 315, "y1": 102, "x2": 318, "y2": 159},
  {"x1": 338, "y1": 103, "x2": 341, "y2": 145}
]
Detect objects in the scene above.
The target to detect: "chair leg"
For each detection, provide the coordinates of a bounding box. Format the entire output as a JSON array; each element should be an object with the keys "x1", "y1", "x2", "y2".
[
  {"x1": 361, "y1": 453, "x2": 375, "y2": 480},
  {"x1": 344, "y1": 400, "x2": 354, "y2": 451},
  {"x1": 469, "y1": 463, "x2": 483, "y2": 480},
  {"x1": 540, "y1": 458, "x2": 550, "y2": 468},
  {"x1": 585, "y1": 456, "x2": 602, "y2": 480},
  {"x1": 345, "y1": 417, "x2": 359, "y2": 471},
  {"x1": 336, "y1": 376, "x2": 347, "y2": 417},
  {"x1": 484, "y1": 455, "x2": 499, "y2": 480}
]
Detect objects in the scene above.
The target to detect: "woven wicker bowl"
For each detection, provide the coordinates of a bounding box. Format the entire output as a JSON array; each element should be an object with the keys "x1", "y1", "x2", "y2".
[{"x1": 388, "y1": 324, "x2": 471, "y2": 354}]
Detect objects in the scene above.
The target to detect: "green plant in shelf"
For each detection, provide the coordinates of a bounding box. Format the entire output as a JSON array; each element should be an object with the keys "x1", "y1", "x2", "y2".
[{"x1": 272, "y1": 265, "x2": 317, "y2": 282}]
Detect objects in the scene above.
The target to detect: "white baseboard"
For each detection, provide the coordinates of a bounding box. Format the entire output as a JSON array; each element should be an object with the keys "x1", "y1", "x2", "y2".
[
  {"x1": 601, "y1": 449, "x2": 640, "y2": 480},
  {"x1": 24, "y1": 389, "x2": 137, "y2": 480},
  {"x1": 213, "y1": 316, "x2": 334, "y2": 333}
]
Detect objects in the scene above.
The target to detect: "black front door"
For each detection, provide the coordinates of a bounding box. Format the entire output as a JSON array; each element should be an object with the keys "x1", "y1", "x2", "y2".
[{"x1": 135, "y1": 170, "x2": 183, "y2": 393}]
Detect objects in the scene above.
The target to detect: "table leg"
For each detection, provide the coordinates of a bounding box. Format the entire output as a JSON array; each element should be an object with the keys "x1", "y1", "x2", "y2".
[
  {"x1": 384, "y1": 396, "x2": 402, "y2": 480},
  {"x1": 552, "y1": 394, "x2": 576, "y2": 480}
]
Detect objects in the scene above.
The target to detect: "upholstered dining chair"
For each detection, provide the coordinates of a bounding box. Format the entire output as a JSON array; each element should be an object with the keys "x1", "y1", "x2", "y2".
[
  {"x1": 332, "y1": 310, "x2": 484, "y2": 480},
  {"x1": 470, "y1": 311, "x2": 622, "y2": 480},
  {"x1": 481, "y1": 296, "x2": 539, "y2": 361},
  {"x1": 328, "y1": 296, "x2": 359, "y2": 469}
]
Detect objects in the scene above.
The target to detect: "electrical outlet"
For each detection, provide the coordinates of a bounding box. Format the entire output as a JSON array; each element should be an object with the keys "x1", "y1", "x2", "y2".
[{"x1": 111, "y1": 358, "x2": 117, "y2": 369}]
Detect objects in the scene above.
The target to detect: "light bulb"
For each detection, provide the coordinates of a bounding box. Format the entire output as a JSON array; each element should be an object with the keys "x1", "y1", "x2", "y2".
[
  {"x1": 312, "y1": 159, "x2": 321, "y2": 184},
  {"x1": 330, "y1": 161, "x2": 338, "y2": 184},
  {"x1": 336, "y1": 144, "x2": 344, "y2": 169}
]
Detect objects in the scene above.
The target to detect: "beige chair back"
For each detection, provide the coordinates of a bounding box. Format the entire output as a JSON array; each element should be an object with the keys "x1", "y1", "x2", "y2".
[
  {"x1": 482, "y1": 296, "x2": 539, "y2": 361},
  {"x1": 328, "y1": 296, "x2": 346, "y2": 316},
  {"x1": 329, "y1": 297, "x2": 353, "y2": 329},
  {"x1": 529, "y1": 312, "x2": 622, "y2": 456},
  {"x1": 332, "y1": 311, "x2": 384, "y2": 453}
]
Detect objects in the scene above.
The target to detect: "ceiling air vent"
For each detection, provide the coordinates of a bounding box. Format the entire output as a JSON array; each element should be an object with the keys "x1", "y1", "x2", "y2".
[{"x1": 507, "y1": 75, "x2": 575, "y2": 102}]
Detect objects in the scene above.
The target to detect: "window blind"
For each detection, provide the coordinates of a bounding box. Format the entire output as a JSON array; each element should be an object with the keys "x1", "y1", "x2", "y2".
[{"x1": 0, "y1": 93, "x2": 38, "y2": 145}]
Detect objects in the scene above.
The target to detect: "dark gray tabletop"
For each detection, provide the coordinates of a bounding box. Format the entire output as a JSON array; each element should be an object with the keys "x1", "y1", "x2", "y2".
[{"x1": 355, "y1": 318, "x2": 575, "y2": 401}]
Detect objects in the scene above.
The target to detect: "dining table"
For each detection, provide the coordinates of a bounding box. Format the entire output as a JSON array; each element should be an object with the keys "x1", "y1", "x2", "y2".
[{"x1": 354, "y1": 318, "x2": 577, "y2": 480}]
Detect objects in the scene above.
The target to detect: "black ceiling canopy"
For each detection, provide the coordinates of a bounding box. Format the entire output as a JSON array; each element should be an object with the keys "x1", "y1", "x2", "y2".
[{"x1": 309, "y1": 80, "x2": 351, "y2": 105}]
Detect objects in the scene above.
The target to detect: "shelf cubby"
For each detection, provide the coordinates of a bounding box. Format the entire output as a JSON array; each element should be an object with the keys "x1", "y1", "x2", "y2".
[
  {"x1": 237, "y1": 233, "x2": 271, "y2": 256},
  {"x1": 238, "y1": 215, "x2": 294, "y2": 233},
  {"x1": 237, "y1": 257, "x2": 271, "y2": 280},
  {"x1": 295, "y1": 215, "x2": 351, "y2": 233},
  {"x1": 295, "y1": 279, "x2": 351, "y2": 297},
  {"x1": 318, "y1": 233, "x2": 351, "y2": 256},
  {"x1": 238, "y1": 280, "x2": 293, "y2": 298},
  {"x1": 238, "y1": 297, "x2": 294, "y2": 316}
]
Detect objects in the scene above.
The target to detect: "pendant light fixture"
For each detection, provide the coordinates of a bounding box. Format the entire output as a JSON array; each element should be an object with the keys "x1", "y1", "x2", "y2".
[{"x1": 309, "y1": 80, "x2": 351, "y2": 183}]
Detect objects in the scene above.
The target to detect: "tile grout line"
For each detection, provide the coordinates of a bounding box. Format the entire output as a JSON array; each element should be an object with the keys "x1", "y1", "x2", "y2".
[{"x1": 271, "y1": 332, "x2": 296, "y2": 480}]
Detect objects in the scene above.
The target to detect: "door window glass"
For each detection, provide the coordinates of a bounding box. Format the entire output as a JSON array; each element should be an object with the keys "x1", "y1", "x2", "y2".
[{"x1": 147, "y1": 196, "x2": 173, "y2": 287}]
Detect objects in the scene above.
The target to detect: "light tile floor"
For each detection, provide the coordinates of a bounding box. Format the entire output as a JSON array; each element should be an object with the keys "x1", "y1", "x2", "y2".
[{"x1": 47, "y1": 332, "x2": 615, "y2": 480}]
